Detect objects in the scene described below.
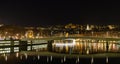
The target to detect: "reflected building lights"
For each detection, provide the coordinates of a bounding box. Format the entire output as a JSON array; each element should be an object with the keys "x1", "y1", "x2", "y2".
[
  {"x1": 24, "y1": 53, "x2": 28, "y2": 59},
  {"x1": 64, "y1": 56, "x2": 66, "y2": 62},
  {"x1": 106, "y1": 57, "x2": 108, "y2": 63},
  {"x1": 47, "y1": 57, "x2": 49, "y2": 62},
  {"x1": 20, "y1": 55, "x2": 23, "y2": 60},
  {"x1": 37, "y1": 55, "x2": 40, "y2": 60},
  {"x1": 16, "y1": 52, "x2": 19, "y2": 58},
  {"x1": 50, "y1": 56, "x2": 52, "y2": 61},
  {"x1": 5, "y1": 55, "x2": 8, "y2": 61},
  {"x1": 52, "y1": 38, "x2": 120, "y2": 54},
  {"x1": 91, "y1": 57, "x2": 94, "y2": 64},
  {"x1": 61, "y1": 59, "x2": 63, "y2": 63}
]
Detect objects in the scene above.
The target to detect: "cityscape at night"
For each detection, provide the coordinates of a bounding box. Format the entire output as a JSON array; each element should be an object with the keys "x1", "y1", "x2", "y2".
[
  {"x1": 1, "y1": 0, "x2": 120, "y2": 64},
  {"x1": 0, "y1": 23, "x2": 120, "y2": 64},
  {"x1": 0, "y1": 23, "x2": 120, "y2": 40}
]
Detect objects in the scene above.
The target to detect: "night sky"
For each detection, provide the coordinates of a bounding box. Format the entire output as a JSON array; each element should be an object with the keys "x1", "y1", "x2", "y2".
[{"x1": 0, "y1": 1, "x2": 120, "y2": 26}]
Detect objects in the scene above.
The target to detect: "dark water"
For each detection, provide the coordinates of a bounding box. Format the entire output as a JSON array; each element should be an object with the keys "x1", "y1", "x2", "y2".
[{"x1": 0, "y1": 53, "x2": 120, "y2": 64}]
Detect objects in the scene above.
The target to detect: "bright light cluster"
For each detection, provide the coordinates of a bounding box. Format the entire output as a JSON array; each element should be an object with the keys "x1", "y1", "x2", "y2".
[{"x1": 55, "y1": 39, "x2": 75, "y2": 47}]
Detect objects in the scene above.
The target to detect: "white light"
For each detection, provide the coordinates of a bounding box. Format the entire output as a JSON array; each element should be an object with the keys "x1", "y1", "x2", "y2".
[
  {"x1": 77, "y1": 57, "x2": 79, "y2": 62},
  {"x1": 5, "y1": 56, "x2": 8, "y2": 61},
  {"x1": 91, "y1": 57, "x2": 94, "y2": 64},
  {"x1": 86, "y1": 49, "x2": 89, "y2": 54},
  {"x1": 64, "y1": 56, "x2": 66, "y2": 62},
  {"x1": 37, "y1": 55, "x2": 40, "y2": 60},
  {"x1": 50, "y1": 56, "x2": 52, "y2": 61},
  {"x1": 24, "y1": 53, "x2": 28, "y2": 59},
  {"x1": 16, "y1": 53, "x2": 19, "y2": 58},
  {"x1": 55, "y1": 43, "x2": 74, "y2": 47},
  {"x1": 106, "y1": 57, "x2": 108, "y2": 63},
  {"x1": 55, "y1": 39, "x2": 75, "y2": 47},
  {"x1": 76, "y1": 57, "x2": 80, "y2": 63}
]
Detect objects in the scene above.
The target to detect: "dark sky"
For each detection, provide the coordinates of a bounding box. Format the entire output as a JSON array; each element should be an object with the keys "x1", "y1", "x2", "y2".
[{"x1": 0, "y1": 1, "x2": 120, "y2": 26}]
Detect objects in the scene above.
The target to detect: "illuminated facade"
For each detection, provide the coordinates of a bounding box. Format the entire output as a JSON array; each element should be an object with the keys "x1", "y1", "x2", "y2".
[
  {"x1": 0, "y1": 39, "x2": 48, "y2": 54},
  {"x1": 25, "y1": 30, "x2": 34, "y2": 38}
]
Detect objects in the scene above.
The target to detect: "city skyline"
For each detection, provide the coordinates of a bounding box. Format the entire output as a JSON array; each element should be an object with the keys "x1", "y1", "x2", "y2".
[
  {"x1": 0, "y1": 1, "x2": 120, "y2": 63},
  {"x1": 0, "y1": 1, "x2": 120, "y2": 26}
]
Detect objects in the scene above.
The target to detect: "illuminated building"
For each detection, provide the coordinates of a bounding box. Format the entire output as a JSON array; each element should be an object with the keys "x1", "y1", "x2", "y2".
[
  {"x1": 86, "y1": 24, "x2": 91, "y2": 30},
  {"x1": 25, "y1": 30, "x2": 34, "y2": 38}
]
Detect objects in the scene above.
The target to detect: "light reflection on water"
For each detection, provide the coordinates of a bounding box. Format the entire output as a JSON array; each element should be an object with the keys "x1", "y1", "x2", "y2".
[
  {"x1": 61, "y1": 59, "x2": 63, "y2": 63},
  {"x1": 47, "y1": 57, "x2": 49, "y2": 62},
  {"x1": 63, "y1": 56, "x2": 66, "y2": 62},
  {"x1": 77, "y1": 57, "x2": 79, "y2": 62},
  {"x1": 37, "y1": 55, "x2": 40, "y2": 60},
  {"x1": 16, "y1": 52, "x2": 19, "y2": 58},
  {"x1": 5, "y1": 55, "x2": 7, "y2": 61},
  {"x1": 20, "y1": 55, "x2": 22, "y2": 60},
  {"x1": 106, "y1": 57, "x2": 108, "y2": 63},
  {"x1": 50, "y1": 56, "x2": 52, "y2": 61},
  {"x1": 91, "y1": 56, "x2": 94, "y2": 64},
  {"x1": 0, "y1": 53, "x2": 120, "y2": 64},
  {"x1": 24, "y1": 53, "x2": 28, "y2": 59}
]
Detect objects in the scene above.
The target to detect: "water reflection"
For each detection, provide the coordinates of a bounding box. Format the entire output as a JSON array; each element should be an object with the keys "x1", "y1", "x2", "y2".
[
  {"x1": 77, "y1": 57, "x2": 79, "y2": 62},
  {"x1": 24, "y1": 53, "x2": 28, "y2": 59},
  {"x1": 0, "y1": 53, "x2": 119, "y2": 64},
  {"x1": 47, "y1": 57, "x2": 49, "y2": 62},
  {"x1": 106, "y1": 57, "x2": 108, "y2": 63},
  {"x1": 37, "y1": 55, "x2": 40, "y2": 60},
  {"x1": 50, "y1": 56, "x2": 52, "y2": 61},
  {"x1": 20, "y1": 55, "x2": 22, "y2": 60},
  {"x1": 91, "y1": 57, "x2": 94, "y2": 64},
  {"x1": 61, "y1": 59, "x2": 63, "y2": 63},
  {"x1": 52, "y1": 39, "x2": 120, "y2": 54},
  {"x1": 5, "y1": 55, "x2": 8, "y2": 61},
  {"x1": 64, "y1": 56, "x2": 66, "y2": 62},
  {"x1": 16, "y1": 52, "x2": 19, "y2": 58}
]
